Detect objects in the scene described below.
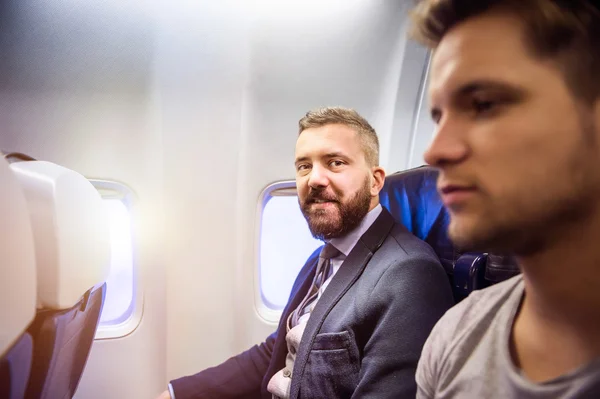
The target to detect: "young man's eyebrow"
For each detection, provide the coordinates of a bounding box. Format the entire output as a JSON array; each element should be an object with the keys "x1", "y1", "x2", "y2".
[{"x1": 453, "y1": 79, "x2": 526, "y2": 98}]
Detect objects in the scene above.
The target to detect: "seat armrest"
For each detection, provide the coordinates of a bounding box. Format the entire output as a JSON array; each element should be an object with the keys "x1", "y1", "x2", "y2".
[{"x1": 453, "y1": 253, "x2": 488, "y2": 300}]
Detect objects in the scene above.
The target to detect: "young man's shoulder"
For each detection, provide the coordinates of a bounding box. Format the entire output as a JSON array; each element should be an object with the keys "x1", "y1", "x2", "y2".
[
  {"x1": 416, "y1": 275, "x2": 524, "y2": 398},
  {"x1": 433, "y1": 274, "x2": 523, "y2": 346}
]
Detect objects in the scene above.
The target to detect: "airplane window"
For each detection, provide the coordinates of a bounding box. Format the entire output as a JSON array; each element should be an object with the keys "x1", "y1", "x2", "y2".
[
  {"x1": 99, "y1": 198, "x2": 134, "y2": 325},
  {"x1": 259, "y1": 184, "x2": 322, "y2": 311},
  {"x1": 89, "y1": 180, "x2": 141, "y2": 338}
]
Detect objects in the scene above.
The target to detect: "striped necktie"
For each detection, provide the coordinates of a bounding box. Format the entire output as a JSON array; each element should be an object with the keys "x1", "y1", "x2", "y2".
[{"x1": 289, "y1": 243, "x2": 341, "y2": 329}]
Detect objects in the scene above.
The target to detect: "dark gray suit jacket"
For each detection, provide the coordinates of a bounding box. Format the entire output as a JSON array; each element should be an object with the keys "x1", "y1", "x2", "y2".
[{"x1": 171, "y1": 207, "x2": 454, "y2": 398}]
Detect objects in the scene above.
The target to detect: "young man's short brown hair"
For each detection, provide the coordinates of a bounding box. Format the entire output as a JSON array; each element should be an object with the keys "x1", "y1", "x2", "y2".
[
  {"x1": 409, "y1": 0, "x2": 600, "y2": 103},
  {"x1": 298, "y1": 107, "x2": 380, "y2": 167}
]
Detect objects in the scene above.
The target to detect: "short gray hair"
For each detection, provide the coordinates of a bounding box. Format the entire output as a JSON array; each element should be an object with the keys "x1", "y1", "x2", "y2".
[{"x1": 298, "y1": 106, "x2": 379, "y2": 166}]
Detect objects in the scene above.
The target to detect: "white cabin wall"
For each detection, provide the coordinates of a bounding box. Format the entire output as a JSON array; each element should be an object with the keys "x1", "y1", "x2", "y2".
[{"x1": 154, "y1": 0, "x2": 253, "y2": 381}]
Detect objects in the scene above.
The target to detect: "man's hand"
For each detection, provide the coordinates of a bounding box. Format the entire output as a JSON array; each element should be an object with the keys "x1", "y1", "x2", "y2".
[{"x1": 156, "y1": 390, "x2": 171, "y2": 399}]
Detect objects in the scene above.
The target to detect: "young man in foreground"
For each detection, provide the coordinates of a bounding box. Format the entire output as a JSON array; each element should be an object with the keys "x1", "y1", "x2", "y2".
[{"x1": 410, "y1": 1, "x2": 600, "y2": 397}]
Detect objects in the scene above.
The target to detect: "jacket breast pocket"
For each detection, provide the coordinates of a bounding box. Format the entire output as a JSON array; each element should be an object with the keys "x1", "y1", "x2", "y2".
[{"x1": 301, "y1": 330, "x2": 360, "y2": 399}]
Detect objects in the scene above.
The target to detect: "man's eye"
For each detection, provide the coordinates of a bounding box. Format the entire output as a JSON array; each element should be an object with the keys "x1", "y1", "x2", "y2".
[
  {"x1": 473, "y1": 99, "x2": 496, "y2": 114},
  {"x1": 330, "y1": 160, "x2": 344, "y2": 167}
]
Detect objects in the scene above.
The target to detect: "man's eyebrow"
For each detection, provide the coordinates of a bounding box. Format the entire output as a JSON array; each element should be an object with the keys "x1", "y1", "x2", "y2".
[
  {"x1": 295, "y1": 152, "x2": 349, "y2": 164},
  {"x1": 430, "y1": 79, "x2": 527, "y2": 119},
  {"x1": 324, "y1": 152, "x2": 348, "y2": 159},
  {"x1": 453, "y1": 79, "x2": 526, "y2": 98}
]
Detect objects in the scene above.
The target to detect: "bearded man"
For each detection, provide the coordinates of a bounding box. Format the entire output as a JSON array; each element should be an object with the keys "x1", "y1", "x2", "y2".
[{"x1": 158, "y1": 107, "x2": 453, "y2": 399}]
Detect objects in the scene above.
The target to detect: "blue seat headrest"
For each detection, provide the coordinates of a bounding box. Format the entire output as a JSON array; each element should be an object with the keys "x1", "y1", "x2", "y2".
[{"x1": 380, "y1": 166, "x2": 457, "y2": 275}]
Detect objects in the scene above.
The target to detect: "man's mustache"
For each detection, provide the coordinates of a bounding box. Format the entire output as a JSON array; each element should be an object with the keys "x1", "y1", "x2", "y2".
[{"x1": 304, "y1": 190, "x2": 339, "y2": 204}]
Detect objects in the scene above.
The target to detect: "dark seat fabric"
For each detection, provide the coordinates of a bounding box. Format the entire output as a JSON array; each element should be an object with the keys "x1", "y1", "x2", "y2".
[
  {"x1": 485, "y1": 254, "x2": 520, "y2": 283},
  {"x1": 379, "y1": 165, "x2": 520, "y2": 301},
  {"x1": 0, "y1": 333, "x2": 33, "y2": 399},
  {"x1": 25, "y1": 283, "x2": 106, "y2": 399},
  {"x1": 380, "y1": 166, "x2": 456, "y2": 275}
]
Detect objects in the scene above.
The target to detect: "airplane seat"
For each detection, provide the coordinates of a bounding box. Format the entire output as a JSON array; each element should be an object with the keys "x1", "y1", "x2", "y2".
[
  {"x1": 379, "y1": 165, "x2": 520, "y2": 302},
  {"x1": 0, "y1": 156, "x2": 37, "y2": 399},
  {"x1": 485, "y1": 254, "x2": 520, "y2": 285},
  {"x1": 8, "y1": 159, "x2": 110, "y2": 399}
]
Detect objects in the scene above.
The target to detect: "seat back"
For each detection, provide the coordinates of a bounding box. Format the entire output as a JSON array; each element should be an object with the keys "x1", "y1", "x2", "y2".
[
  {"x1": 380, "y1": 165, "x2": 520, "y2": 301},
  {"x1": 0, "y1": 156, "x2": 37, "y2": 399},
  {"x1": 9, "y1": 160, "x2": 110, "y2": 399}
]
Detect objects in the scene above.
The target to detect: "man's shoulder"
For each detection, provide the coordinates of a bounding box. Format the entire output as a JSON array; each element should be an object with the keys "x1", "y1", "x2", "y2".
[
  {"x1": 364, "y1": 221, "x2": 454, "y2": 307},
  {"x1": 374, "y1": 222, "x2": 448, "y2": 282},
  {"x1": 416, "y1": 275, "x2": 524, "y2": 397},
  {"x1": 366, "y1": 222, "x2": 443, "y2": 282},
  {"x1": 440, "y1": 274, "x2": 522, "y2": 329},
  {"x1": 384, "y1": 221, "x2": 440, "y2": 259},
  {"x1": 425, "y1": 274, "x2": 524, "y2": 360}
]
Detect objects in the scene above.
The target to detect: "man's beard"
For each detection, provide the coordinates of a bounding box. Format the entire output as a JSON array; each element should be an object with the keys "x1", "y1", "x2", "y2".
[{"x1": 300, "y1": 177, "x2": 372, "y2": 241}]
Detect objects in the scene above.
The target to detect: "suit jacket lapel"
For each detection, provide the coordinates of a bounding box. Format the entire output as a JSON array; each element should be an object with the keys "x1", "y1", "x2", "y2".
[{"x1": 289, "y1": 208, "x2": 396, "y2": 399}]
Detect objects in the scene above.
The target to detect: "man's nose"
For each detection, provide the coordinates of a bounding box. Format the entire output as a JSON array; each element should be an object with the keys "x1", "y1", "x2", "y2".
[
  {"x1": 308, "y1": 164, "x2": 329, "y2": 189},
  {"x1": 423, "y1": 116, "x2": 469, "y2": 167}
]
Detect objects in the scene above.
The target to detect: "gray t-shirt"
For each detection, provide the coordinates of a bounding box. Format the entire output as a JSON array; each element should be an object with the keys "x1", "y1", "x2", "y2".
[{"x1": 416, "y1": 275, "x2": 600, "y2": 398}]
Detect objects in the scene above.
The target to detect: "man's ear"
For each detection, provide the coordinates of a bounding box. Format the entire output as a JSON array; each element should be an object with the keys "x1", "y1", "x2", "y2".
[{"x1": 370, "y1": 166, "x2": 385, "y2": 196}]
